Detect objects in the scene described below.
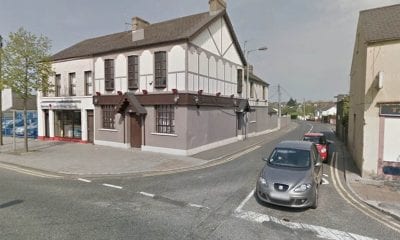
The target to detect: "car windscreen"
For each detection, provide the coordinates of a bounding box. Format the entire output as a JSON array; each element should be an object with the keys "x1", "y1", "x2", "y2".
[
  {"x1": 303, "y1": 136, "x2": 320, "y2": 144},
  {"x1": 268, "y1": 148, "x2": 311, "y2": 168}
]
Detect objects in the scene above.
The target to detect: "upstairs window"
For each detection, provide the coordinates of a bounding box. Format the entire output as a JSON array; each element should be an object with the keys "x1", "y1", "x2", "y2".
[
  {"x1": 128, "y1": 55, "x2": 139, "y2": 90},
  {"x1": 102, "y1": 105, "x2": 115, "y2": 129},
  {"x1": 55, "y1": 74, "x2": 61, "y2": 97},
  {"x1": 237, "y1": 69, "x2": 242, "y2": 94},
  {"x1": 69, "y1": 72, "x2": 76, "y2": 96},
  {"x1": 263, "y1": 86, "x2": 266, "y2": 100},
  {"x1": 250, "y1": 82, "x2": 254, "y2": 98},
  {"x1": 84, "y1": 71, "x2": 93, "y2": 96},
  {"x1": 154, "y1": 51, "x2": 167, "y2": 88},
  {"x1": 104, "y1": 59, "x2": 115, "y2": 91},
  {"x1": 155, "y1": 105, "x2": 175, "y2": 134}
]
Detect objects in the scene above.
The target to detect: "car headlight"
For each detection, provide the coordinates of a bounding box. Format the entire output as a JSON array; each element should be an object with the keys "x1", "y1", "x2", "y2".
[
  {"x1": 259, "y1": 177, "x2": 267, "y2": 185},
  {"x1": 294, "y1": 183, "x2": 312, "y2": 192},
  {"x1": 320, "y1": 147, "x2": 326, "y2": 153}
]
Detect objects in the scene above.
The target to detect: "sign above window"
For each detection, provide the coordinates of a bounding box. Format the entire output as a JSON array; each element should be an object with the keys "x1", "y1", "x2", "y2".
[{"x1": 380, "y1": 104, "x2": 400, "y2": 117}]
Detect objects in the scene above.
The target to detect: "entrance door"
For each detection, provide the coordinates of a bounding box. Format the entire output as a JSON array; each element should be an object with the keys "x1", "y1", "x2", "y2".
[
  {"x1": 130, "y1": 114, "x2": 142, "y2": 148},
  {"x1": 44, "y1": 110, "x2": 49, "y2": 137},
  {"x1": 87, "y1": 110, "x2": 94, "y2": 143}
]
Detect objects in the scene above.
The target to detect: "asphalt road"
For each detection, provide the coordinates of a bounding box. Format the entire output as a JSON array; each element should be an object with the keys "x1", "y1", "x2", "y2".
[{"x1": 0, "y1": 121, "x2": 398, "y2": 240}]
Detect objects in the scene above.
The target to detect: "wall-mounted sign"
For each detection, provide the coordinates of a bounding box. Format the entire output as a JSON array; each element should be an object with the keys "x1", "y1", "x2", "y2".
[
  {"x1": 40, "y1": 101, "x2": 80, "y2": 110},
  {"x1": 380, "y1": 104, "x2": 400, "y2": 117}
]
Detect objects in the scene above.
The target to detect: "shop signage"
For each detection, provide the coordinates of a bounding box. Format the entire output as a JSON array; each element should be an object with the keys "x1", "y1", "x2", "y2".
[
  {"x1": 380, "y1": 104, "x2": 400, "y2": 117},
  {"x1": 40, "y1": 101, "x2": 80, "y2": 110}
]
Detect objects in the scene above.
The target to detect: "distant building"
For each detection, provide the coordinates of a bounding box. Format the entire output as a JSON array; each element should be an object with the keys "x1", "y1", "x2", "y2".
[
  {"x1": 349, "y1": 4, "x2": 400, "y2": 178},
  {"x1": 37, "y1": 0, "x2": 276, "y2": 155}
]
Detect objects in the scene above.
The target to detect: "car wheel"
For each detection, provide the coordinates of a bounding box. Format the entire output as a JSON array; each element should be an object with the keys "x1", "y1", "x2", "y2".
[{"x1": 311, "y1": 187, "x2": 318, "y2": 209}]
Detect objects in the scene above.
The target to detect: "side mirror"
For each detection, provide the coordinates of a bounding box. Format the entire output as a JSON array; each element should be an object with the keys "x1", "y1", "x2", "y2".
[{"x1": 262, "y1": 157, "x2": 269, "y2": 162}]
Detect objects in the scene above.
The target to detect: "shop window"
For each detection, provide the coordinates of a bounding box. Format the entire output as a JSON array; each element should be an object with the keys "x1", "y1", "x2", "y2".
[
  {"x1": 102, "y1": 105, "x2": 115, "y2": 129},
  {"x1": 54, "y1": 110, "x2": 81, "y2": 139},
  {"x1": 155, "y1": 105, "x2": 175, "y2": 134}
]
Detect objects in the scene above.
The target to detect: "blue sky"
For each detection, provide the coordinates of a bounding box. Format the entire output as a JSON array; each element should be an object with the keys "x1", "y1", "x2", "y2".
[{"x1": 1, "y1": 0, "x2": 399, "y2": 101}]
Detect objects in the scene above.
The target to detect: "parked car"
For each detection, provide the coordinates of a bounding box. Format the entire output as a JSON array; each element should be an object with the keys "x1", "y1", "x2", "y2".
[
  {"x1": 303, "y1": 132, "x2": 330, "y2": 162},
  {"x1": 256, "y1": 140, "x2": 323, "y2": 209},
  {"x1": 14, "y1": 122, "x2": 38, "y2": 138}
]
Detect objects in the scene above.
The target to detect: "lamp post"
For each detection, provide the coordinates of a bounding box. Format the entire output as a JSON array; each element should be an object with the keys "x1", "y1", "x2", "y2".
[
  {"x1": 0, "y1": 35, "x2": 3, "y2": 145},
  {"x1": 245, "y1": 47, "x2": 267, "y2": 99}
]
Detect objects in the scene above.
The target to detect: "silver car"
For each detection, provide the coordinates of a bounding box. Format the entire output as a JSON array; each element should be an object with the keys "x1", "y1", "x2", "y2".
[{"x1": 256, "y1": 140, "x2": 323, "y2": 209}]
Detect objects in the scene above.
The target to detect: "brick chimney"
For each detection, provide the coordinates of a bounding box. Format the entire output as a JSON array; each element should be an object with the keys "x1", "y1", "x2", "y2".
[
  {"x1": 131, "y1": 17, "x2": 149, "y2": 42},
  {"x1": 209, "y1": 0, "x2": 227, "y2": 15}
]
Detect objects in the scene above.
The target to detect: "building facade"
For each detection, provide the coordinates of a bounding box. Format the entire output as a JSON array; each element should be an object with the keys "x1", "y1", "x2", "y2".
[
  {"x1": 38, "y1": 0, "x2": 274, "y2": 155},
  {"x1": 348, "y1": 4, "x2": 400, "y2": 179}
]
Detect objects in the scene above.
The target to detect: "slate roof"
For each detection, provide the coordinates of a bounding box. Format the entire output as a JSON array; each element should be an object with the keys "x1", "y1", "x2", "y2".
[
  {"x1": 359, "y1": 4, "x2": 400, "y2": 43},
  {"x1": 52, "y1": 10, "x2": 246, "y2": 64}
]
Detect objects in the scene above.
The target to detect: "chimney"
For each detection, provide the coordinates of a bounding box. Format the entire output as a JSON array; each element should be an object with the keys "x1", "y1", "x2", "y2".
[
  {"x1": 131, "y1": 17, "x2": 149, "y2": 42},
  {"x1": 209, "y1": 0, "x2": 227, "y2": 15}
]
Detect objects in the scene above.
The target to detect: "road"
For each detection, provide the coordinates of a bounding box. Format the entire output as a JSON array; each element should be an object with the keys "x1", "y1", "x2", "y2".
[{"x1": 0, "y1": 121, "x2": 399, "y2": 239}]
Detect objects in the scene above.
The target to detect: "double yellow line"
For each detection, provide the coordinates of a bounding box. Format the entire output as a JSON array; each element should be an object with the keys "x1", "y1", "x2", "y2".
[
  {"x1": 0, "y1": 163, "x2": 62, "y2": 179},
  {"x1": 330, "y1": 151, "x2": 400, "y2": 234}
]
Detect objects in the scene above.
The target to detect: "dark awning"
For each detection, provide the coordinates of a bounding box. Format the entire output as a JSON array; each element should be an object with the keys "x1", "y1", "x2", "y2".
[{"x1": 116, "y1": 92, "x2": 147, "y2": 115}]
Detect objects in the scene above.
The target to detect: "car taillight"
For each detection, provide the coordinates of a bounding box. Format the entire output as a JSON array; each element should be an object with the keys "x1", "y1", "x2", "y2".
[{"x1": 321, "y1": 147, "x2": 326, "y2": 153}]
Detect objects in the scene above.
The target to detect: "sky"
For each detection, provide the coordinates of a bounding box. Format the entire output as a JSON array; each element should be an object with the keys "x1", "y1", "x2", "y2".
[{"x1": 1, "y1": 0, "x2": 400, "y2": 102}]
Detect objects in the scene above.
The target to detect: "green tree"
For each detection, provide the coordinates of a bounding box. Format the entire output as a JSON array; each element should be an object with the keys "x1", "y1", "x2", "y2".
[
  {"x1": 287, "y1": 98, "x2": 297, "y2": 107},
  {"x1": 3, "y1": 28, "x2": 52, "y2": 152}
]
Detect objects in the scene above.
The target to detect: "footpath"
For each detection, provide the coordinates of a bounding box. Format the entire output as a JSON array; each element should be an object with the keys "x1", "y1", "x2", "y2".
[{"x1": 0, "y1": 122, "x2": 399, "y2": 221}]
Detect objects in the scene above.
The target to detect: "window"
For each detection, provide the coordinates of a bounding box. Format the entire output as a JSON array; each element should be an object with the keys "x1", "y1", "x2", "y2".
[
  {"x1": 55, "y1": 74, "x2": 61, "y2": 97},
  {"x1": 263, "y1": 86, "x2": 266, "y2": 100},
  {"x1": 155, "y1": 105, "x2": 175, "y2": 134},
  {"x1": 128, "y1": 55, "x2": 139, "y2": 90},
  {"x1": 102, "y1": 105, "x2": 115, "y2": 129},
  {"x1": 54, "y1": 110, "x2": 81, "y2": 139},
  {"x1": 237, "y1": 69, "x2": 242, "y2": 94},
  {"x1": 105, "y1": 59, "x2": 115, "y2": 91},
  {"x1": 84, "y1": 71, "x2": 93, "y2": 96},
  {"x1": 69, "y1": 72, "x2": 76, "y2": 96},
  {"x1": 154, "y1": 51, "x2": 167, "y2": 88},
  {"x1": 250, "y1": 82, "x2": 254, "y2": 98}
]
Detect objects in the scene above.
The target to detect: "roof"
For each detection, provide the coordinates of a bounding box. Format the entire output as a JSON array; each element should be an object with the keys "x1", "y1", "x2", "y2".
[
  {"x1": 244, "y1": 71, "x2": 269, "y2": 86},
  {"x1": 116, "y1": 92, "x2": 147, "y2": 115},
  {"x1": 276, "y1": 140, "x2": 313, "y2": 151},
  {"x1": 52, "y1": 10, "x2": 246, "y2": 64},
  {"x1": 359, "y1": 4, "x2": 400, "y2": 43}
]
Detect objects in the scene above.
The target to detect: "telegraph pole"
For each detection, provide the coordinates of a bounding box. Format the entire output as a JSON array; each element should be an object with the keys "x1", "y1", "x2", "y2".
[
  {"x1": 303, "y1": 98, "x2": 306, "y2": 120},
  {"x1": 278, "y1": 84, "x2": 281, "y2": 129},
  {"x1": 0, "y1": 35, "x2": 3, "y2": 146}
]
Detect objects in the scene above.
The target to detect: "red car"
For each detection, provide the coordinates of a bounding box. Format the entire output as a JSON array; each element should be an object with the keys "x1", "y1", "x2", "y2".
[{"x1": 303, "y1": 133, "x2": 329, "y2": 162}]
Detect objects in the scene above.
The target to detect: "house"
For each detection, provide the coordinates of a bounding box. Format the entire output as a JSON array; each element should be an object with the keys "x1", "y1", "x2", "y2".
[
  {"x1": 321, "y1": 104, "x2": 336, "y2": 124},
  {"x1": 348, "y1": 4, "x2": 400, "y2": 178},
  {"x1": 37, "y1": 0, "x2": 274, "y2": 155}
]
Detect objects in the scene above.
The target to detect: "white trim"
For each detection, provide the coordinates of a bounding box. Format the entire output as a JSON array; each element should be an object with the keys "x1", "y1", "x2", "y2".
[
  {"x1": 142, "y1": 136, "x2": 239, "y2": 156},
  {"x1": 150, "y1": 132, "x2": 178, "y2": 137},
  {"x1": 94, "y1": 140, "x2": 130, "y2": 149},
  {"x1": 98, "y1": 128, "x2": 118, "y2": 132}
]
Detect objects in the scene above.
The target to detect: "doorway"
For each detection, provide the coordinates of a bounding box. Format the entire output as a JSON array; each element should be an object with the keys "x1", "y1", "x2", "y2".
[
  {"x1": 87, "y1": 110, "x2": 94, "y2": 143},
  {"x1": 130, "y1": 114, "x2": 142, "y2": 148}
]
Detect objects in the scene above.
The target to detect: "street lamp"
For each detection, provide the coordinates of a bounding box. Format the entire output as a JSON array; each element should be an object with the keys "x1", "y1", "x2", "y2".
[{"x1": 245, "y1": 47, "x2": 267, "y2": 99}]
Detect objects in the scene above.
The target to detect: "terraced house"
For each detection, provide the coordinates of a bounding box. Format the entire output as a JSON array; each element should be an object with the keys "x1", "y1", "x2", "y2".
[{"x1": 37, "y1": 0, "x2": 274, "y2": 155}]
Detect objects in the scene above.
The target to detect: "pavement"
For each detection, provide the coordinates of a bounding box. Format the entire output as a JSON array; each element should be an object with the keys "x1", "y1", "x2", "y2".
[{"x1": 0, "y1": 123, "x2": 399, "y2": 222}]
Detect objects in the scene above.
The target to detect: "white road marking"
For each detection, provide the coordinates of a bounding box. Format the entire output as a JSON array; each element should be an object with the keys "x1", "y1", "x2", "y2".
[
  {"x1": 235, "y1": 188, "x2": 255, "y2": 213},
  {"x1": 323, "y1": 174, "x2": 329, "y2": 177},
  {"x1": 0, "y1": 163, "x2": 61, "y2": 179},
  {"x1": 226, "y1": 146, "x2": 261, "y2": 162},
  {"x1": 307, "y1": 124, "x2": 314, "y2": 133},
  {"x1": 77, "y1": 178, "x2": 91, "y2": 183},
  {"x1": 139, "y1": 191, "x2": 155, "y2": 198},
  {"x1": 102, "y1": 183, "x2": 123, "y2": 189},
  {"x1": 331, "y1": 151, "x2": 400, "y2": 233},
  {"x1": 188, "y1": 203, "x2": 209, "y2": 209},
  {"x1": 234, "y1": 188, "x2": 378, "y2": 240},
  {"x1": 322, "y1": 178, "x2": 330, "y2": 185}
]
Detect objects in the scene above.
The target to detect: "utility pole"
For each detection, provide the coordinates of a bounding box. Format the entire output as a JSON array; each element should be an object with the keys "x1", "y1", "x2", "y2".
[
  {"x1": 303, "y1": 98, "x2": 306, "y2": 121},
  {"x1": 278, "y1": 84, "x2": 281, "y2": 129},
  {"x1": 0, "y1": 35, "x2": 3, "y2": 146}
]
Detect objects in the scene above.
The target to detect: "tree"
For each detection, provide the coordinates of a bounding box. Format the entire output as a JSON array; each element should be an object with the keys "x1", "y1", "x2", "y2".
[
  {"x1": 287, "y1": 98, "x2": 297, "y2": 107},
  {"x1": 3, "y1": 28, "x2": 52, "y2": 152}
]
